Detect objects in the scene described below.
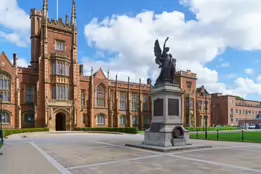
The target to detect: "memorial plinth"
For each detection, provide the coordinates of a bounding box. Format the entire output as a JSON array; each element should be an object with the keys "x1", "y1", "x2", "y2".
[
  {"x1": 125, "y1": 83, "x2": 212, "y2": 152},
  {"x1": 143, "y1": 83, "x2": 188, "y2": 147}
]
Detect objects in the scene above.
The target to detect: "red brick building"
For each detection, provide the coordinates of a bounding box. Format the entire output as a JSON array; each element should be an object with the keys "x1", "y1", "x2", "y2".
[
  {"x1": 0, "y1": 0, "x2": 153, "y2": 131},
  {"x1": 196, "y1": 86, "x2": 211, "y2": 127},
  {"x1": 211, "y1": 93, "x2": 261, "y2": 126},
  {"x1": 0, "y1": 0, "x2": 220, "y2": 131},
  {"x1": 175, "y1": 70, "x2": 197, "y2": 127}
]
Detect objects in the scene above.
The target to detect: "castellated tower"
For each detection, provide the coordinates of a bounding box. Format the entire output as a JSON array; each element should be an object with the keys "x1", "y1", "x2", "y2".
[{"x1": 30, "y1": 0, "x2": 80, "y2": 130}]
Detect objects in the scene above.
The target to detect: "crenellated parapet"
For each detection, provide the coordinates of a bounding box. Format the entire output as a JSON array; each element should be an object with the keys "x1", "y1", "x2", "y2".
[
  {"x1": 80, "y1": 76, "x2": 90, "y2": 81},
  {"x1": 30, "y1": 8, "x2": 42, "y2": 17},
  {"x1": 48, "y1": 18, "x2": 75, "y2": 32},
  {"x1": 17, "y1": 66, "x2": 38, "y2": 74},
  {"x1": 176, "y1": 69, "x2": 197, "y2": 79}
]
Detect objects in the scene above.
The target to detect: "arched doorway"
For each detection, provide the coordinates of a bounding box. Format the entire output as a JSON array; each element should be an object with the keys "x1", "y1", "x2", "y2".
[{"x1": 56, "y1": 112, "x2": 66, "y2": 131}]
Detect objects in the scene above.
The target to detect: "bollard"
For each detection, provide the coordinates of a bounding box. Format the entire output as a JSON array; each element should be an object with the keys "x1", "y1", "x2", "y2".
[
  {"x1": 196, "y1": 130, "x2": 198, "y2": 139},
  {"x1": 242, "y1": 129, "x2": 244, "y2": 142},
  {"x1": 217, "y1": 130, "x2": 219, "y2": 140}
]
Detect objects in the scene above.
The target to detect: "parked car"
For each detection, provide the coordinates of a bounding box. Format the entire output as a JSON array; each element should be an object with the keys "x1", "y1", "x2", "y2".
[
  {"x1": 249, "y1": 124, "x2": 256, "y2": 129},
  {"x1": 255, "y1": 124, "x2": 261, "y2": 129}
]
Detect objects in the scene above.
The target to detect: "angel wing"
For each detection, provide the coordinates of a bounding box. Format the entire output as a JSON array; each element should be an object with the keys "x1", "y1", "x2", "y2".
[{"x1": 154, "y1": 39, "x2": 162, "y2": 58}]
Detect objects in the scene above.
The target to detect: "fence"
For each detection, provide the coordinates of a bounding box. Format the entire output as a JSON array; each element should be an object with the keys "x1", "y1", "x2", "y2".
[{"x1": 190, "y1": 129, "x2": 261, "y2": 143}]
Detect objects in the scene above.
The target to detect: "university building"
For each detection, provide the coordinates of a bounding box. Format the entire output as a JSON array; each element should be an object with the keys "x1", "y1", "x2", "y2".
[
  {"x1": 4, "y1": 0, "x2": 255, "y2": 131},
  {"x1": 0, "y1": 0, "x2": 154, "y2": 131},
  {"x1": 211, "y1": 93, "x2": 261, "y2": 126}
]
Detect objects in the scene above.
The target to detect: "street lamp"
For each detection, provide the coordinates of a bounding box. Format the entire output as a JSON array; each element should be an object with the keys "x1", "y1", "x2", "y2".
[
  {"x1": 0, "y1": 93, "x2": 2, "y2": 145},
  {"x1": 0, "y1": 63, "x2": 3, "y2": 145}
]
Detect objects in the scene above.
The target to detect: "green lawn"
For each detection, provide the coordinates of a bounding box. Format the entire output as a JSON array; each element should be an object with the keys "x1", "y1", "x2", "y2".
[
  {"x1": 0, "y1": 144, "x2": 2, "y2": 149},
  {"x1": 190, "y1": 132, "x2": 261, "y2": 143},
  {"x1": 138, "y1": 131, "x2": 144, "y2": 135}
]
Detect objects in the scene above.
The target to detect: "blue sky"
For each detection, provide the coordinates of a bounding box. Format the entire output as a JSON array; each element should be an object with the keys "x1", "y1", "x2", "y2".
[{"x1": 1, "y1": 0, "x2": 261, "y2": 100}]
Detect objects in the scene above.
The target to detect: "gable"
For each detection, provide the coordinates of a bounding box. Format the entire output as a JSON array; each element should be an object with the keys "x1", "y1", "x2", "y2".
[
  {"x1": 0, "y1": 52, "x2": 14, "y2": 68},
  {"x1": 94, "y1": 68, "x2": 107, "y2": 79}
]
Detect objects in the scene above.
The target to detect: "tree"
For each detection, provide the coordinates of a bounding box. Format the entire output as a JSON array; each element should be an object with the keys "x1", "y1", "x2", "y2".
[{"x1": 236, "y1": 96, "x2": 244, "y2": 100}]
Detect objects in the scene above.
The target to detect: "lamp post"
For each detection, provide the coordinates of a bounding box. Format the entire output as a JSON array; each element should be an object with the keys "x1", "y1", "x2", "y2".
[{"x1": 0, "y1": 65, "x2": 3, "y2": 144}]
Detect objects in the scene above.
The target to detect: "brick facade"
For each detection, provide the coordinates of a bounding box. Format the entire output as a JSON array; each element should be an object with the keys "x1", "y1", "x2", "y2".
[
  {"x1": 211, "y1": 93, "x2": 261, "y2": 126},
  {"x1": 0, "y1": 0, "x2": 152, "y2": 131},
  {"x1": 3, "y1": 0, "x2": 244, "y2": 130},
  {"x1": 196, "y1": 86, "x2": 211, "y2": 127}
]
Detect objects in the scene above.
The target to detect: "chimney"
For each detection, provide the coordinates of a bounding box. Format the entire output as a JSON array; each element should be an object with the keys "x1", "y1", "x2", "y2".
[
  {"x1": 147, "y1": 78, "x2": 151, "y2": 85},
  {"x1": 79, "y1": 64, "x2": 83, "y2": 75},
  {"x1": 13, "y1": 53, "x2": 17, "y2": 66}
]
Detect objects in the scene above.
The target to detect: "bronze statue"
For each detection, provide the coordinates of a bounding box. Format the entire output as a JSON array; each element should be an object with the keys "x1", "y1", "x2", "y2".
[{"x1": 154, "y1": 37, "x2": 176, "y2": 86}]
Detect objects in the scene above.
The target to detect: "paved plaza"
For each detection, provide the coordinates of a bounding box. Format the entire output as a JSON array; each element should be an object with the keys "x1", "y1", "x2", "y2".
[{"x1": 0, "y1": 132, "x2": 261, "y2": 174}]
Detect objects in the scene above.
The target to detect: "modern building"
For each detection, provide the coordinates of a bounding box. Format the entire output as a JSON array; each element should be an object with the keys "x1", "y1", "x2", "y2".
[
  {"x1": 211, "y1": 93, "x2": 261, "y2": 126},
  {"x1": 0, "y1": 0, "x2": 153, "y2": 131}
]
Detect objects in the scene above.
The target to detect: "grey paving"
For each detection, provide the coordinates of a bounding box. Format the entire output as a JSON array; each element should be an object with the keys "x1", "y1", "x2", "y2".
[{"x1": 1, "y1": 132, "x2": 261, "y2": 174}]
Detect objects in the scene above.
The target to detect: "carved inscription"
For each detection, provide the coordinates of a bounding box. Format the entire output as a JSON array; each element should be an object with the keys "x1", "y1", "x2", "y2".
[{"x1": 154, "y1": 98, "x2": 163, "y2": 116}]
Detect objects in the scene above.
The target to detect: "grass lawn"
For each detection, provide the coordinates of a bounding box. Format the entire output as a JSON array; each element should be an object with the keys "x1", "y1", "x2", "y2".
[
  {"x1": 190, "y1": 131, "x2": 261, "y2": 143},
  {"x1": 0, "y1": 144, "x2": 2, "y2": 149},
  {"x1": 138, "y1": 131, "x2": 144, "y2": 135}
]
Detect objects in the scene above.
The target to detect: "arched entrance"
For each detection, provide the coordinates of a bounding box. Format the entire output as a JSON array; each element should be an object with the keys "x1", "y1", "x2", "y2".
[{"x1": 55, "y1": 112, "x2": 66, "y2": 131}]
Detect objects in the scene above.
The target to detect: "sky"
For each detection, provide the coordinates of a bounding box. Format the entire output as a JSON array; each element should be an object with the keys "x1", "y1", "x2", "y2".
[{"x1": 1, "y1": 0, "x2": 261, "y2": 100}]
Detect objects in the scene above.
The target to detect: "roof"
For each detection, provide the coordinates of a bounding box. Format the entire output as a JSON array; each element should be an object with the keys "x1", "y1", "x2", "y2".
[{"x1": 196, "y1": 85, "x2": 209, "y2": 94}]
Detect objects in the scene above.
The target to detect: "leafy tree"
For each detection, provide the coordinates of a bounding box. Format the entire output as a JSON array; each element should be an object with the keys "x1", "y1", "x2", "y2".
[{"x1": 236, "y1": 96, "x2": 244, "y2": 100}]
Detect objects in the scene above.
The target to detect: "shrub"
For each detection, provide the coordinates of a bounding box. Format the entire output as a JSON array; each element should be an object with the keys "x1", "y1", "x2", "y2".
[
  {"x1": 75, "y1": 127, "x2": 139, "y2": 134},
  {"x1": 186, "y1": 126, "x2": 237, "y2": 132},
  {"x1": 3, "y1": 128, "x2": 49, "y2": 137}
]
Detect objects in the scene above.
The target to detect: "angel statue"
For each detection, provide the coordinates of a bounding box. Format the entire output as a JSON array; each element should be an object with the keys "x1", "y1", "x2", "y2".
[{"x1": 154, "y1": 37, "x2": 176, "y2": 86}]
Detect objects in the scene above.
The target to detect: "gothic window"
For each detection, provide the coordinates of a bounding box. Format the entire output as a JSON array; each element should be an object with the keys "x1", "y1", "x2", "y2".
[
  {"x1": 55, "y1": 41, "x2": 65, "y2": 51},
  {"x1": 120, "y1": 115, "x2": 127, "y2": 125},
  {"x1": 143, "y1": 95, "x2": 149, "y2": 111},
  {"x1": 0, "y1": 73, "x2": 11, "y2": 102},
  {"x1": 52, "y1": 62, "x2": 56, "y2": 74},
  {"x1": 81, "y1": 92, "x2": 85, "y2": 107},
  {"x1": 197, "y1": 101, "x2": 202, "y2": 111},
  {"x1": 96, "y1": 85, "x2": 105, "y2": 107},
  {"x1": 132, "y1": 93, "x2": 139, "y2": 111},
  {"x1": 186, "y1": 81, "x2": 192, "y2": 88},
  {"x1": 1, "y1": 111, "x2": 10, "y2": 124},
  {"x1": 97, "y1": 114, "x2": 105, "y2": 125},
  {"x1": 26, "y1": 86, "x2": 34, "y2": 103},
  {"x1": 53, "y1": 62, "x2": 69, "y2": 76},
  {"x1": 204, "y1": 101, "x2": 208, "y2": 111},
  {"x1": 55, "y1": 85, "x2": 69, "y2": 100},
  {"x1": 58, "y1": 62, "x2": 63, "y2": 75},
  {"x1": 120, "y1": 92, "x2": 127, "y2": 110}
]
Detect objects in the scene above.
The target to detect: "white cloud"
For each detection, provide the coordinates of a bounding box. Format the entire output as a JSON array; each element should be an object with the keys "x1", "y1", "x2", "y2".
[
  {"x1": 84, "y1": 0, "x2": 261, "y2": 98},
  {"x1": 220, "y1": 62, "x2": 230, "y2": 68},
  {"x1": 0, "y1": 0, "x2": 30, "y2": 47},
  {"x1": 17, "y1": 58, "x2": 30, "y2": 67},
  {"x1": 244, "y1": 68, "x2": 254, "y2": 75},
  {"x1": 9, "y1": 57, "x2": 29, "y2": 67}
]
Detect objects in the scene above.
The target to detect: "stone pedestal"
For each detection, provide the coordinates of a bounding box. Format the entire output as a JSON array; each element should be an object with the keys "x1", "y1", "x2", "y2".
[{"x1": 143, "y1": 83, "x2": 189, "y2": 147}]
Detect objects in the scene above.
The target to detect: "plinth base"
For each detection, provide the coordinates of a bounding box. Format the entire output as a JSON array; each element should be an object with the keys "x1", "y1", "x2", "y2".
[{"x1": 125, "y1": 143, "x2": 212, "y2": 152}]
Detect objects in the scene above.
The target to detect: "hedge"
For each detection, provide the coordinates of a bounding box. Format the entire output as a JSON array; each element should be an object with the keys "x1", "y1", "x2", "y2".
[
  {"x1": 75, "y1": 127, "x2": 139, "y2": 134},
  {"x1": 186, "y1": 126, "x2": 237, "y2": 132},
  {"x1": 3, "y1": 128, "x2": 49, "y2": 137}
]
